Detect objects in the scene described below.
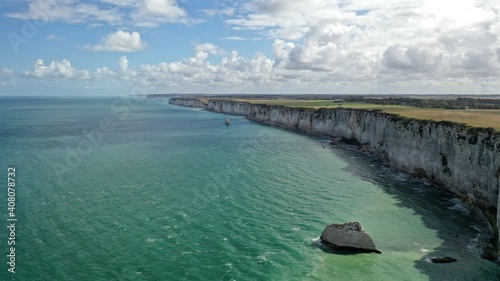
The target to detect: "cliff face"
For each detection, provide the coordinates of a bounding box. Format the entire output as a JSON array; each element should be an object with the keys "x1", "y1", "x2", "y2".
[
  {"x1": 169, "y1": 98, "x2": 207, "y2": 108},
  {"x1": 170, "y1": 97, "x2": 500, "y2": 212}
]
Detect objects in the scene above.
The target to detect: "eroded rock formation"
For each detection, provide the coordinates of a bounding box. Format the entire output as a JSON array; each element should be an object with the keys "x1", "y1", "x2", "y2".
[{"x1": 320, "y1": 222, "x2": 381, "y2": 253}]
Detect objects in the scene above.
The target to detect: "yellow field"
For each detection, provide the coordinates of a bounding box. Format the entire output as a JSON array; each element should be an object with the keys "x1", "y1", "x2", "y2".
[
  {"x1": 224, "y1": 99, "x2": 500, "y2": 129},
  {"x1": 232, "y1": 99, "x2": 410, "y2": 109},
  {"x1": 382, "y1": 108, "x2": 500, "y2": 129}
]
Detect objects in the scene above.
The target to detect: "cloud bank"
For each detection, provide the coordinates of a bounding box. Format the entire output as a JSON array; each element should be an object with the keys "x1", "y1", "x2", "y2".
[
  {"x1": 84, "y1": 30, "x2": 148, "y2": 52},
  {"x1": 6, "y1": 0, "x2": 190, "y2": 27},
  {"x1": 4, "y1": 0, "x2": 500, "y2": 94}
]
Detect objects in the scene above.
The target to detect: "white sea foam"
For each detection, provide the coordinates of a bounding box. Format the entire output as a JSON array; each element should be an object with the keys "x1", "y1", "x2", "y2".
[
  {"x1": 448, "y1": 204, "x2": 470, "y2": 214},
  {"x1": 413, "y1": 186, "x2": 425, "y2": 193},
  {"x1": 448, "y1": 198, "x2": 470, "y2": 214},
  {"x1": 448, "y1": 203, "x2": 470, "y2": 214},
  {"x1": 256, "y1": 255, "x2": 268, "y2": 263},
  {"x1": 470, "y1": 225, "x2": 481, "y2": 232},
  {"x1": 470, "y1": 227, "x2": 481, "y2": 242},
  {"x1": 312, "y1": 236, "x2": 328, "y2": 249}
]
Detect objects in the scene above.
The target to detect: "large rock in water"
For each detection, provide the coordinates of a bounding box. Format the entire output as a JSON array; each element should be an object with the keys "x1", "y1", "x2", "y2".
[{"x1": 320, "y1": 222, "x2": 381, "y2": 253}]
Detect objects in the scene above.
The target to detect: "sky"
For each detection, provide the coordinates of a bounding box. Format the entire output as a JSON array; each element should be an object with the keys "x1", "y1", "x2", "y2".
[{"x1": 1, "y1": 0, "x2": 500, "y2": 96}]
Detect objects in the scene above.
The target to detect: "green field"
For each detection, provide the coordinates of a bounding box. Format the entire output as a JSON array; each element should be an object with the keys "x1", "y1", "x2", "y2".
[{"x1": 226, "y1": 99, "x2": 500, "y2": 129}]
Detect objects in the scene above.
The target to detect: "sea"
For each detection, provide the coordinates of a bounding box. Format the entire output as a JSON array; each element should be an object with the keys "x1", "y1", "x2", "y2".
[{"x1": 1, "y1": 96, "x2": 499, "y2": 280}]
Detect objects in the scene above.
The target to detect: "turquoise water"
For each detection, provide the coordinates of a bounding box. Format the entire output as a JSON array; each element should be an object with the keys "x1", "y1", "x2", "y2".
[{"x1": 1, "y1": 97, "x2": 499, "y2": 280}]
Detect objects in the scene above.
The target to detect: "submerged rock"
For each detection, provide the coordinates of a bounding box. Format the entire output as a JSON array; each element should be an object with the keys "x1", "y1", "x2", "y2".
[
  {"x1": 481, "y1": 246, "x2": 499, "y2": 260},
  {"x1": 430, "y1": 256, "x2": 457, "y2": 263},
  {"x1": 320, "y1": 222, "x2": 381, "y2": 253}
]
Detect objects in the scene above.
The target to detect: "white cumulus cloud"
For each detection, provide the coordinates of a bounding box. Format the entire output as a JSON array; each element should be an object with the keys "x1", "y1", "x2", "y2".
[
  {"x1": 223, "y1": 0, "x2": 500, "y2": 84},
  {"x1": 6, "y1": 0, "x2": 122, "y2": 24},
  {"x1": 119, "y1": 56, "x2": 129, "y2": 72},
  {"x1": 1, "y1": 68, "x2": 14, "y2": 76},
  {"x1": 85, "y1": 30, "x2": 148, "y2": 52},
  {"x1": 131, "y1": 0, "x2": 189, "y2": 27},
  {"x1": 194, "y1": 43, "x2": 225, "y2": 55},
  {"x1": 26, "y1": 59, "x2": 90, "y2": 79},
  {"x1": 6, "y1": 0, "x2": 191, "y2": 27}
]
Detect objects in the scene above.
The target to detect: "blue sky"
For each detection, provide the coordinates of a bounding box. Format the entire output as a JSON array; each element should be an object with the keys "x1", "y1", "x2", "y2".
[{"x1": 1, "y1": 0, "x2": 500, "y2": 96}]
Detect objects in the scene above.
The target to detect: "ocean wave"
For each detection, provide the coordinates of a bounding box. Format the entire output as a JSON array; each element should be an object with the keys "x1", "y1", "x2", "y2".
[
  {"x1": 311, "y1": 236, "x2": 329, "y2": 250},
  {"x1": 447, "y1": 198, "x2": 470, "y2": 214}
]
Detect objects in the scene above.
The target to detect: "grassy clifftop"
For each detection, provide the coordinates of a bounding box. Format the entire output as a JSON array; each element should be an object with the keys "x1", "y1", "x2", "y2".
[{"x1": 219, "y1": 98, "x2": 500, "y2": 131}]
